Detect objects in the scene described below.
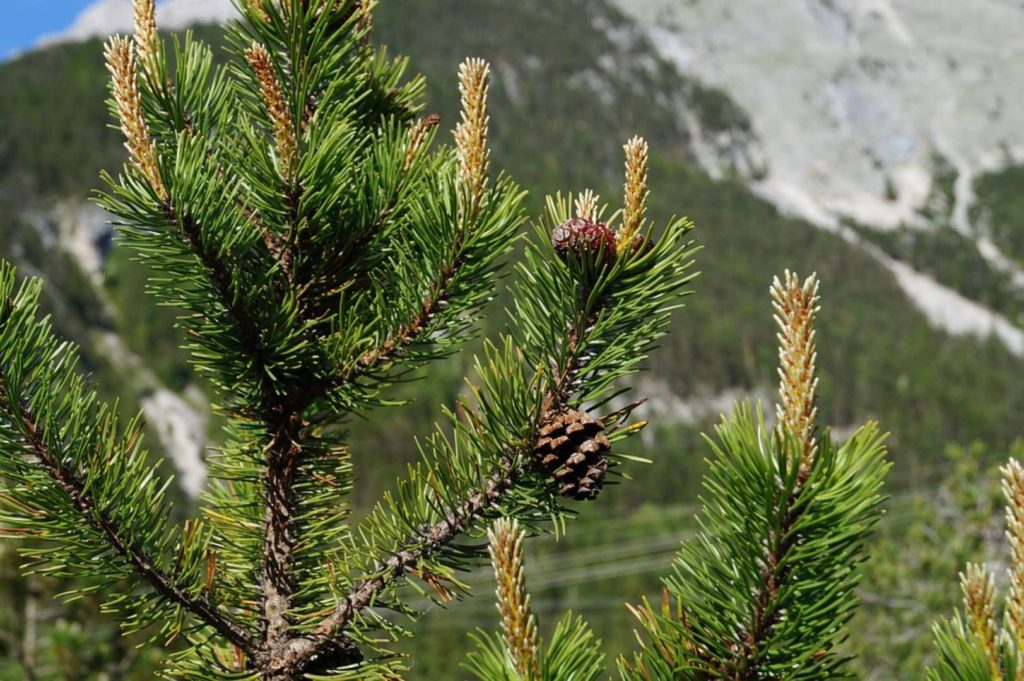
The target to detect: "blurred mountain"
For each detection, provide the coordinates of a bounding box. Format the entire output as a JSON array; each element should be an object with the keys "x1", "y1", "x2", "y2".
[{"x1": 47, "y1": 0, "x2": 1024, "y2": 349}]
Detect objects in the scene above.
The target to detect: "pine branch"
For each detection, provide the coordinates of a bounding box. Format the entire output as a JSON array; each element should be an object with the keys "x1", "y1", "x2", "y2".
[
  {"x1": 621, "y1": 272, "x2": 887, "y2": 681},
  {"x1": 718, "y1": 273, "x2": 822, "y2": 678},
  {"x1": 317, "y1": 459, "x2": 517, "y2": 639},
  {"x1": 0, "y1": 369, "x2": 256, "y2": 655},
  {"x1": 299, "y1": 348, "x2": 586, "y2": 669},
  {"x1": 0, "y1": 270, "x2": 259, "y2": 657},
  {"x1": 323, "y1": 64, "x2": 514, "y2": 408},
  {"x1": 248, "y1": 58, "x2": 501, "y2": 667},
  {"x1": 295, "y1": 188, "x2": 696, "y2": 671},
  {"x1": 105, "y1": 20, "x2": 321, "y2": 661},
  {"x1": 326, "y1": 318, "x2": 593, "y2": 633},
  {"x1": 338, "y1": 229, "x2": 468, "y2": 388}
]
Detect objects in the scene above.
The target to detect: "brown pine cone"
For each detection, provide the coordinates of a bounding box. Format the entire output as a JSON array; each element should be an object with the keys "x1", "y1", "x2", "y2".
[{"x1": 533, "y1": 409, "x2": 611, "y2": 501}]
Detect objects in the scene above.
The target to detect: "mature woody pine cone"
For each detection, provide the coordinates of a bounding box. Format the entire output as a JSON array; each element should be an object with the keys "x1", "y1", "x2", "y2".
[
  {"x1": 551, "y1": 218, "x2": 618, "y2": 269},
  {"x1": 533, "y1": 409, "x2": 611, "y2": 501}
]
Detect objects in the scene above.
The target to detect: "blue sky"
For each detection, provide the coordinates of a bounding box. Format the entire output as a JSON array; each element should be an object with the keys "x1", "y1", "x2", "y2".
[{"x1": 3, "y1": 1, "x2": 96, "y2": 58}]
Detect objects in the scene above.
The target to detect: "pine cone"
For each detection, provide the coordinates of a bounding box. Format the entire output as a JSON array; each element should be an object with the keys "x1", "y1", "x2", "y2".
[
  {"x1": 551, "y1": 218, "x2": 617, "y2": 268},
  {"x1": 533, "y1": 409, "x2": 611, "y2": 501}
]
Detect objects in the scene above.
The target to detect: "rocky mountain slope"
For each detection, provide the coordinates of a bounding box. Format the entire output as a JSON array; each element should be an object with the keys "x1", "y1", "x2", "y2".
[{"x1": 615, "y1": 0, "x2": 1024, "y2": 343}]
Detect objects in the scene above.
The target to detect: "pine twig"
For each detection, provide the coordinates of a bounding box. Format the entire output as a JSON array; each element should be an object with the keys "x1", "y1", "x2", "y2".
[
  {"x1": 105, "y1": 36, "x2": 166, "y2": 200},
  {"x1": 298, "y1": 322, "x2": 593, "y2": 671},
  {"x1": 332, "y1": 65, "x2": 490, "y2": 392},
  {"x1": 489, "y1": 519, "x2": 541, "y2": 680},
  {"x1": 960, "y1": 563, "x2": 1003, "y2": 679},
  {"x1": 731, "y1": 271, "x2": 822, "y2": 679},
  {"x1": 310, "y1": 460, "x2": 517, "y2": 645},
  {"x1": 0, "y1": 359, "x2": 257, "y2": 655}
]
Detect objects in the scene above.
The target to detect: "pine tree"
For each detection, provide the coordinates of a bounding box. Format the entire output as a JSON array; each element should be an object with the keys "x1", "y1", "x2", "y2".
[
  {"x1": 466, "y1": 271, "x2": 891, "y2": 680},
  {"x1": 0, "y1": 1, "x2": 696, "y2": 678}
]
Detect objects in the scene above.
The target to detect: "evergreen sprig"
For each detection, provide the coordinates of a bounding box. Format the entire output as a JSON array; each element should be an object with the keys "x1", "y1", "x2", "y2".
[
  {"x1": 0, "y1": 264, "x2": 254, "y2": 653},
  {"x1": 619, "y1": 273, "x2": 890, "y2": 680},
  {"x1": 928, "y1": 459, "x2": 1024, "y2": 680},
  {"x1": 464, "y1": 519, "x2": 605, "y2": 681}
]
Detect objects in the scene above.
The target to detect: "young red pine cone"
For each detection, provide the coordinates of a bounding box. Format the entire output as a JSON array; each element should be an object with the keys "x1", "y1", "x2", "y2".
[{"x1": 551, "y1": 217, "x2": 618, "y2": 269}]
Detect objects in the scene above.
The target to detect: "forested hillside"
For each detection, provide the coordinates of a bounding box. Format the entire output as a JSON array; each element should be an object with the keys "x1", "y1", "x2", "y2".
[{"x1": 0, "y1": 0, "x2": 1020, "y2": 677}]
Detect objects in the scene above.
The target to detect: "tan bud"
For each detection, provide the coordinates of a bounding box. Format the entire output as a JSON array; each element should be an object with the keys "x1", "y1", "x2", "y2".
[
  {"x1": 105, "y1": 36, "x2": 167, "y2": 201},
  {"x1": 245, "y1": 43, "x2": 298, "y2": 180},
  {"x1": 619, "y1": 136, "x2": 649, "y2": 252},
  {"x1": 132, "y1": 0, "x2": 158, "y2": 67},
  {"x1": 960, "y1": 563, "x2": 1002, "y2": 678},
  {"x1": 1004, "y1": 459, "x2": 1024, "y2": 654},
  {"x1": 770, "y1": 271, "x2": 820, "y2": 474},
  {"x1": 455, "y1": 58, "x2": 491, "y2": 224},
  {"x1": 488, "y1": 518, "x2": 540, "y2": 681},
  {"x1": 405, "y1": 114, "x2": 440, "y2": 172}
]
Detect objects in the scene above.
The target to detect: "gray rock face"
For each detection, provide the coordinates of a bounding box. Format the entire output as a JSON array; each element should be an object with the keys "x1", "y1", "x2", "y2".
[
  {"x1": 613, "y1": 0, "x2": 1024, "y2": 351},
  {"x1": 52, "y1": 203, "x2": 114, "y2": 286},
  {"x1": 613, "y1": 0, "x2": 1024, "y2": 232}
]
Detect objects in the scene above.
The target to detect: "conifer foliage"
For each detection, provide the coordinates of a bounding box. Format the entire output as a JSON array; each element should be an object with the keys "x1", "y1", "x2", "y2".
[
  {"x1": 619, "y1": 272, "x2": 890, "y2": 680},
  {"x1": 929, "y1": 459, "x2": 1024, "y2": 680},
  {"x1": 467, "y1": 273, "x2": 891, "y2": 679},
  {"x1": 0, "y1": 0, "x2": 695, "y2": 678}
]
